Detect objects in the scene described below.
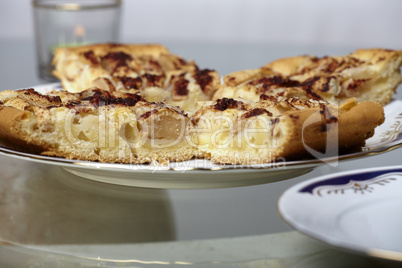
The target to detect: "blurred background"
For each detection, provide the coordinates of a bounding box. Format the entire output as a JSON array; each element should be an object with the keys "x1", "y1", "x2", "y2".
[
  {"x1": 1, "y1": 0, "x2": 401, "y2": 47},
  {"x1": 0, "y1": 0, "x2": 401, "y2": 88}
]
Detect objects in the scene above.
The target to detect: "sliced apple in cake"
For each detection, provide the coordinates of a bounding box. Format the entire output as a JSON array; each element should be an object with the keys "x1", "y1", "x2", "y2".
[
  {"x1": 0, "y1": 88, "x2": 195, "y2": 164},
  {"x1": 191, "y1": 97, "x2": 384, "y2": 165}
]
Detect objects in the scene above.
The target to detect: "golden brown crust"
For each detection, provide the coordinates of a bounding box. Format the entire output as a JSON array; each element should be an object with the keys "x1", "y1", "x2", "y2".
[
  {"x1": 0, "y1": 88, "x2": 196, "y2": 164},
  {"x1": 264, "y1": 48, "x2": 402, "y2": 77},
  {"x1": 264, "y1": 55, "x2": 318, "y2": 76},
  {"x1": 222, "y1": 68, "x2": 274, "y2": 87},
  {"x1": 277, "y1": 100, "x2": 384, "y2": 161},
  {"x1": 0, "y1": 46, "x2": 393, "y2": 165},
  {"x1": 52, "y1": 43, "x2": 170, "y2": 63},
  {"x1": 192, "y1": 97, "x2": 384, "y2": 165},
  {"x1": 217, "y1": 48, "x2": 402, "y2": 106},
  {"x1": 52, "y1": 43, "x2": 188, "y2": 93},
  {"x1": 52, "y1": 43, "x2": 220, "y2": 114},
  {"x1": 0, "y1": 88, "x2": 386, "y2": 165}
]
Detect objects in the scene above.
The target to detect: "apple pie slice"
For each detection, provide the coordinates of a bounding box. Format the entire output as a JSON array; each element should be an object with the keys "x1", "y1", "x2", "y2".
[
  {"x1": 215, "y1": 48, "x2": 402, "y2": 106},
  {"x1": 0, "y1": 88, "x2": 195, "y2": 164},
  {"x1": 191, "y1": 96, "x2": 384, "y2": 165},
  {"x1": 52, "y1": 43, "x2": 220, "y2": 114}
]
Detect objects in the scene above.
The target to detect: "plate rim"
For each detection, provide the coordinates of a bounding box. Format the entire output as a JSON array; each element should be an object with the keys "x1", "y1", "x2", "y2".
[{"x1": 1, "y1": 141, "x2": 402, "y2": 173}]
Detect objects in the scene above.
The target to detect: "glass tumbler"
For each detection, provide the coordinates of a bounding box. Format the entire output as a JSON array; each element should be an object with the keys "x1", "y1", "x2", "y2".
[{"x1": 32, "y1": 0, "x2": 122, "y2": 82}]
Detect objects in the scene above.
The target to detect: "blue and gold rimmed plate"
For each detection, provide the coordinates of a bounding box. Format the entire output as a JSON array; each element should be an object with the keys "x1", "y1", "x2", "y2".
[{"x1": 278, "y1": 165, "x2": 402, "y2": 262}]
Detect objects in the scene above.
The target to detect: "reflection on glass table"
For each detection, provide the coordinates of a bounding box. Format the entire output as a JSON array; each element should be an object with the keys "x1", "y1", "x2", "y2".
[
  {"x1": 0, "y1": 155, "x2": 399, "y2": 267},
  {"x1": 0, "y1": 156, "x2": 175, "y2": 246}
]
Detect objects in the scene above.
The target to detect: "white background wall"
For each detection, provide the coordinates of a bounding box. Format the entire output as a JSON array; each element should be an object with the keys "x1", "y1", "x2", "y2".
[{"x1": 1, "y1": 0, "x2": 402, "y2": 48}]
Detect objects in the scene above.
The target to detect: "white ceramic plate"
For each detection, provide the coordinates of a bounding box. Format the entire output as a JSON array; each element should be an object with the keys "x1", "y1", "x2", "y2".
[
  {"x1": 1, "y1": 83, "x2": 402, "y2": 189},
  {"x1": 278, "y1": 165, "x2": 402, "y2": 262}
]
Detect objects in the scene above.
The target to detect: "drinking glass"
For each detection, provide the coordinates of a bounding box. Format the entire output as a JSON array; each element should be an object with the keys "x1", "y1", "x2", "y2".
[{"x1": 33, "y1": 0, "x2": 122, "y2": 82}]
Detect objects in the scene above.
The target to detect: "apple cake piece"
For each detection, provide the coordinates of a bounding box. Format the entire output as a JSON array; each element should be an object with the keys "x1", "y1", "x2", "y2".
[
  {"x1": 52, "y1": 43, "x2": 220, "y2": 114},
  {"x1": 215, "y1": 48, "x2": 402, "y2": 106},
  {"x1": 191, "y1": 96, "x2": 384, "y2": 165},
  {"x1": 0, "y1": 88, "x2": 195, "y2": 164}
]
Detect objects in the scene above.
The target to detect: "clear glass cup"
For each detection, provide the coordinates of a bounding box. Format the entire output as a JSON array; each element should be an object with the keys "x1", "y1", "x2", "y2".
[{"x1": 32, "y1": 0, "x2": 122, "y2": 82}]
